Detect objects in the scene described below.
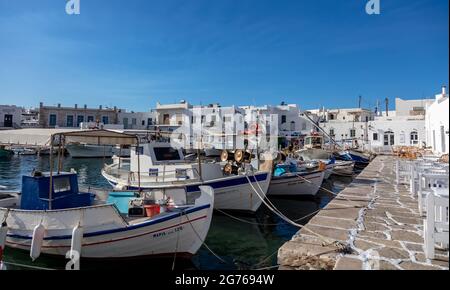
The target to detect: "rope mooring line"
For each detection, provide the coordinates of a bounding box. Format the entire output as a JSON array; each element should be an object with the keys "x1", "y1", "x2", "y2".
[
  {"x1": 294, "y1": 172, "x2": 363, "y2": 208},
  {"x1": 245, "y1": 173, "x2": 348, "y2": 252},
  {"x1": 184, "y1": 211, "x2": 228, "y2": 265}
]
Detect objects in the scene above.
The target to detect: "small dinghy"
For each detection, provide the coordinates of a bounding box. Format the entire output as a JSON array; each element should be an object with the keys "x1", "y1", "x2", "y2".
[{"x1": 0, "y1": 171, "x2": 214, "y2": 260}]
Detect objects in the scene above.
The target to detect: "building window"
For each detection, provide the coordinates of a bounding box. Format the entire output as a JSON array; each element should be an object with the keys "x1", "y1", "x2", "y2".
[
  {"x1": 102, "y1": 116, "x2": 109, "y2": 125},
  {"x1": 66, "y1": 115, "x2": 74, "y2": 127},
  {"x1": 329, "y1": 114, "x2": 334, "y2": 120},
  {"x1": 77, "y1": 115, "x2": 84, "y2": 126},
  {"x1": 147, "y1": 118, "x2": 153, "y2": 125},
  {"x1": 410, "y1": 131, "x2": 418, "y2": 145},
  {"x1": 123, "y1": 118, "x2": 129, "y2": 128},
  {"x1": 87, "y1": 116, "x2": 94, "y2": 122},
  {"x1": 142, "y1": 120, "x2": 145, "y2": 126},
  {"x1": 384, "y1": 131, "x2": 395, "y2": 146},
  {"x1": 132, "y1": 118, "x2": 137, "y2": 125},
  {"x1": 290, "y1": 121, "x2": 295, "y2": 131},
  {"x1": 49, "y1": 114, "x2": 57, "y2": 127},
  {"x1": 281, "y1": 115, "x2": 287, "y2": 124},
  {"x1": 329, "y1": 129, "x2": 335, "y2": 137},
  {"x1": 373, "y1": 133, "x2": 378, "y2": 141},
  {"x1": 350, "y1": 129, "x2": 356, "y2": 138}
]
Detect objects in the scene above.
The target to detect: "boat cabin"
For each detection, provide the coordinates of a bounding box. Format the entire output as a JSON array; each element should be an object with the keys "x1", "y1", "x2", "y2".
[
  {"x1": 304, "y1": 134, "x2": 324, "y2": 149},
  {"x1": 20, "y1": 172, "x2": 94, "y2": 210}
]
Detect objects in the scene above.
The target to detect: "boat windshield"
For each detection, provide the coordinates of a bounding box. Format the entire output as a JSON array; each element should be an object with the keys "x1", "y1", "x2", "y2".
[{"x1": 153, "y1": 147, "x2": 182, "y2": 161}]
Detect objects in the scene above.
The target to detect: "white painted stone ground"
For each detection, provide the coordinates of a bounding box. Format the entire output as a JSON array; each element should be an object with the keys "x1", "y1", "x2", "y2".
[{"x1": 278, "y1": 156, "x2": 449, "y2": 270}]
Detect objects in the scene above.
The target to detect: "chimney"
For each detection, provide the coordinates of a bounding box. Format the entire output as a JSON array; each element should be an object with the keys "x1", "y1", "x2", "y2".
[
  {"x1": 99, "y1": 105, "x2": 102, "y2": 110},
  {"x1": 114, "y1": 106, "x2": 117, "y2": 111},
  {"x1": 39, "y1": 102, "x2": 43, "y2": 108},
  {"x1": 84, "y1": 104, "x2": 87, "y2": 109},
  {"x1": 385, "y1": 98, "x2": 389, "y2": 117},
  {"x1": 57, "y1": 103, "x2": 61, "y2": 108},
  {"x1": 442, "y1": 86, "x2": 447, "y2": 96},
  {"x1": 75, "y1": 104, "x2": 78, "y2": 109}
]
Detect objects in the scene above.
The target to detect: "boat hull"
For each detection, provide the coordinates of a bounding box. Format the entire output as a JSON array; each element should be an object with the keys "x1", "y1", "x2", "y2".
[
  {"x1": 1, "y1": 197, "x2": 213, "y2": 259},
  {"x1": 267, "y1": 170, "x2": 325, "y2": 196},
  {"x1": 332, "y1": 161, "x2": 355, "y2": 176}
]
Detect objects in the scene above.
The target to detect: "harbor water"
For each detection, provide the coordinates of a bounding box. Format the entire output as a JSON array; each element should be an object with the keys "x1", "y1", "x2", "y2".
[{"x1": 0, "y1": 155, "x2": 354, "y2": 270}]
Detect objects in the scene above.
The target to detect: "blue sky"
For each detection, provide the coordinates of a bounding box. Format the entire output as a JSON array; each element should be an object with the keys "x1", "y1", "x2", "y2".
[{"x1": 0, "y1": 0, "x2": 448, "y2": 111}]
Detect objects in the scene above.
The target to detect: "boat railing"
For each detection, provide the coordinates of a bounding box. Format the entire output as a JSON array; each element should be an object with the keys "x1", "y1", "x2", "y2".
[{"x1": 103, "y1": 163, "x2": 202, "y2": 184}]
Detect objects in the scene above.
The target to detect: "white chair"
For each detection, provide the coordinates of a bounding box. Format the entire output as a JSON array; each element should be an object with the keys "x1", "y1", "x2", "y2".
[
  {"x1": 396, "y1": 160, "x2": 414, "y2": 185},
  {"x1": 418, "y1": 173, "x2": 449, "y2": 215},
  {"x1": 424, "y1": 193, "x2": 449, "y2": 259}
]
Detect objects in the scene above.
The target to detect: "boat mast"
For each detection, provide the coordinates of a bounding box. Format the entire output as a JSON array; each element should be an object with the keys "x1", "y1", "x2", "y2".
[{"x1": 48, "y1": 134, "x2": 54, "y2": 210}]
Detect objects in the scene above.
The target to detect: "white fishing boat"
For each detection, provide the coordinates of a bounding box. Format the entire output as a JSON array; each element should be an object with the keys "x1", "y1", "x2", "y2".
[
  {"x1": 102, "y1": 143, "x2": 272, "y2": 213},
  {"x1": 0, "y1": 171, "x2": 214, "y2": 260},
  {"x1": 11, "y1": 147, "x2": 36, "y2": 156}
]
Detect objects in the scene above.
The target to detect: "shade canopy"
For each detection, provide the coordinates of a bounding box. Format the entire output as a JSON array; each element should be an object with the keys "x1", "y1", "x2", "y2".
[{"x1": 55, "y1": 129, "x2": 138, "y2": 146}]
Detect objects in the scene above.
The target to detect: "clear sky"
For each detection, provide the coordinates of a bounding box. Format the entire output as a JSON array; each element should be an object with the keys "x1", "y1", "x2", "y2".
[{"x1": 0, "y1": 0, "x2": 448, "y2": 112}]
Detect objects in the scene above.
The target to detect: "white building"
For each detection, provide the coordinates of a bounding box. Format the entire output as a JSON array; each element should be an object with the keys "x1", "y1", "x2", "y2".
[
  {"x1": 0, "y1": 105, "x2": 22, "y2": 129},
  {"x1": 21, "y1": 108, "x2": 40, "y2": 128},
  {"x1": 118, "y1": 110, "x2": 157, "y2": 130},
  {"x1": 315, "y1": 97, "x2": 433, "y2": 151},
  {"x1": 155, "y1": 101, "x2": 192, "y2": 131},
  {"x1": 425, "y1": 86, "x2": 449, "y2": 154}
]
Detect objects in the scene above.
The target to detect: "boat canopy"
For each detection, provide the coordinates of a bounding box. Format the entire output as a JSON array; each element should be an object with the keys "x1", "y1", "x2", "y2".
[{"x1": 54, "y1": 129, "x2": 138, "y2": 146}]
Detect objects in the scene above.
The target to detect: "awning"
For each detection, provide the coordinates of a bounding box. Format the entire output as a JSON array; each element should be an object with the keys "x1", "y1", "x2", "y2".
[
  {"x1": 0, "y1": 128, "x2": 75, "y2": 146},
  {"x1": 56, "y1": 129, "x2": 138, "y2": 146}
]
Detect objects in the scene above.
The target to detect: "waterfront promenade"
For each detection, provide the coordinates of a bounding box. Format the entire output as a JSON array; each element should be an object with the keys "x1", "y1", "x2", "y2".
[{"x1": 278, "y1": 155, "x2": 449, "y2": 270}]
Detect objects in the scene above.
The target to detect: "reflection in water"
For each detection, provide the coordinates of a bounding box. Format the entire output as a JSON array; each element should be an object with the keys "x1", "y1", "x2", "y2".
[{"x1": 0, "y1": 156, "x2": 353, "y2": 270}]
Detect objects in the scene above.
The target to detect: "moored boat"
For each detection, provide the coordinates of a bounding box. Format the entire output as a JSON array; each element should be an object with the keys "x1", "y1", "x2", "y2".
[
  {"x1": 0, "y1": 170, "x2": 214, "y2": 260},
  {"x1": 102, "y1": 143, "x2": 272, "y2": 213}
]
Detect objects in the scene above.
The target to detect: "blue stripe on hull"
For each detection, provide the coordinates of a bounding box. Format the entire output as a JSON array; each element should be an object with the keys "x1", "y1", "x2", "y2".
[{"x1": 7, "y1": 204, "x2": 210, "y2": 241}]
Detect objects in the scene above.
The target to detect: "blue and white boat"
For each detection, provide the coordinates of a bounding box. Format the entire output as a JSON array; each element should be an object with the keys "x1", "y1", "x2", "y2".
[
  {"x1": 102, "y1": 143, "x2": 272, "y2": 213},
  {"x1": 336, "y1": 149, "x2": 372, "y2": 168},
  {"x1": 0, "y1": 171, "x2": 214, "y2": 260},
  {"x1": 267, "y1": 161, "x2": 325, "y2": 196}
]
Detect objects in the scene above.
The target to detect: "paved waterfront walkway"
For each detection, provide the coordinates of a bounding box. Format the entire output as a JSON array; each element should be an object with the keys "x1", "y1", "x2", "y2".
[{"x1": 278, "y1": 155, "x2": 449, "y2": 270}]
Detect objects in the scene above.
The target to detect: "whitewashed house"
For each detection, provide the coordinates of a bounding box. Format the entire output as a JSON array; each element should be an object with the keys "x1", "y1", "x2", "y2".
[
  {"x1": 425, "y1": 86, "x2": 449, "y2": 154},
  {"x1": 155, "y1": 101, "x2": 192, "y2": 132},
  {"x1": 118, "y1": 110, "x2": 157, "y2": 130}
]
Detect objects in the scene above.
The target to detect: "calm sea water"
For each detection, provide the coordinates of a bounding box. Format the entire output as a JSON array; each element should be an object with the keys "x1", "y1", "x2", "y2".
[{"x1": 0, "y1": 155, "x2": 353, "y2": 270}]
